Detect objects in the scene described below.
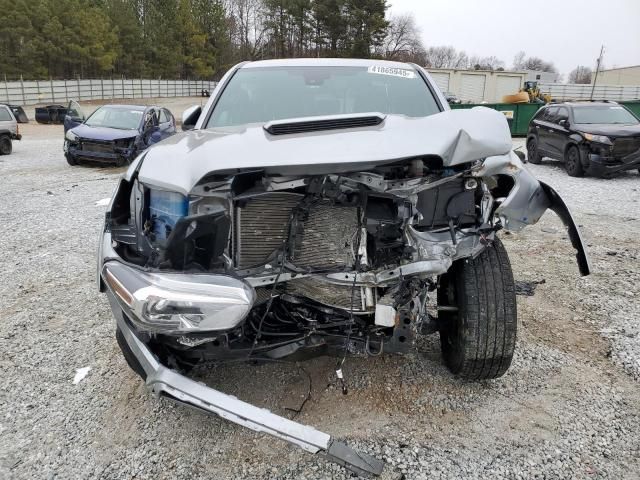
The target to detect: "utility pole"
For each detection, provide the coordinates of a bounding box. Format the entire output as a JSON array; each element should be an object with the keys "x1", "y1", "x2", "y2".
[{"x1": 590, "y1": 45, "x2": 605, "y2": 100}]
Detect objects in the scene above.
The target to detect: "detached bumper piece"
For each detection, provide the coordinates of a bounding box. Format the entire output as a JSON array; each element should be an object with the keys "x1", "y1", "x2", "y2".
[
  {"x1": 68, "y1": 145, "x2": 129, "y2": 163},
  {"x1": 587, "y1": 150, "x2": 640, "y2": 176},
  {"x1": 103, "y1": 262, "x2": 385, "y2": 477},
  {"x1": 540, "y1": 182, "x2": 591, "y2": 276}
]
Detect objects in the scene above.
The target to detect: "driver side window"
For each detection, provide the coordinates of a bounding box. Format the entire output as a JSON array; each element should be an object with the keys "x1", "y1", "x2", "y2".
[
  {"x1": 543, "y1": 107, "x2": 558, "y2": 123},
  {"x1": 556, "y1": 107, "x2": 569, "y2": 124}
]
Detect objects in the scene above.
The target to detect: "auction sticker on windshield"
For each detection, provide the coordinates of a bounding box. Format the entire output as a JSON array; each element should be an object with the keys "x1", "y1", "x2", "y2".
[{"x1": 368, "y1": 65, "x2": 416, "y2": 79}]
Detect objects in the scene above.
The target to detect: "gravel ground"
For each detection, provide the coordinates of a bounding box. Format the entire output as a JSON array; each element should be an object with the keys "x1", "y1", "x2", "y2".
[{"x1": 1, "y1": 127, "x2": 639, "y2": 480}]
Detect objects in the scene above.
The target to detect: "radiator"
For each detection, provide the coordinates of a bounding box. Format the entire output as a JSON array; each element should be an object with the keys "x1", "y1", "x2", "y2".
[
  {"x1": 234, "y1": 193, "x2": 364, "y2": 311},
  {"x1": 234, "y1": 194, "x2": 359, "y2": 269},
  {"x1": 234, "y1": 193, "x2": 302, "y2": 268}
]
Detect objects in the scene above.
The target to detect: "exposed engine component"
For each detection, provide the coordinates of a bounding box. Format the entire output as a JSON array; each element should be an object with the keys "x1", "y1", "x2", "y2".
[
  {"x1": 289, "y1": 200, "x2": 359, "y2": 270},
  {"x1": 108, "y1": 160, "x2": 517, "y2": 363},
  {"x1": 286, "y1": 277, "x2": 366, "y2": 312},
  {"x1": 234, "y1": 192, "x2": 301, "y2": 268},
  {"x1": 234, "y1": 192, "x2": 361, "y2": 271}
]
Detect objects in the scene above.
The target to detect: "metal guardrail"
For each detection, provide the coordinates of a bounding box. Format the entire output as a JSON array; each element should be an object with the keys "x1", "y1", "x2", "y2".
[
  {"x1": 0, "y1": 78, "x2": 217, "y2": 105},
  {"x1": 539, "y1": 83, "x2": 640, "y2": 101}
]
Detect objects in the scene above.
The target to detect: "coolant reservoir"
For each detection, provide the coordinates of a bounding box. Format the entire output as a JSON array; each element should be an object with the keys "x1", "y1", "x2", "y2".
[{"x1": 149, "y1": 189, "x2": 188, "y2": 243}]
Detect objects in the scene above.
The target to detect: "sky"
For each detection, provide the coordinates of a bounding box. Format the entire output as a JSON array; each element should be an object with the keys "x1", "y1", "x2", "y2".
[{"x1": 387, "y1": 0, "x2": 640, "y2": 78}]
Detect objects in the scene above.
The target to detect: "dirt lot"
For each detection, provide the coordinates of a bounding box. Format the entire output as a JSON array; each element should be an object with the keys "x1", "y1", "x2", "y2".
[{"x1": 1, "y1": 117, "x2": 639, "y2": 480}]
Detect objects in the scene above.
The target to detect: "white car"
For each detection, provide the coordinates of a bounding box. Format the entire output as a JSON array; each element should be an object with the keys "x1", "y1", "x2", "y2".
[{"x1": 0, "y1": 103, "x2": 21, "y2": 155}]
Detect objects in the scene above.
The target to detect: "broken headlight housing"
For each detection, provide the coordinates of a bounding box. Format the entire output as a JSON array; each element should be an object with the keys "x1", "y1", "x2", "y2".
[
  {"x1": 103, "y1": 262, "x2": 256, "y2": 334},
  {"x1": 582, "y1": 133, "x2": 612, "y2": 145},
  {"x1": 65, "y1": 130, "x2": 79, "y2": 142}
]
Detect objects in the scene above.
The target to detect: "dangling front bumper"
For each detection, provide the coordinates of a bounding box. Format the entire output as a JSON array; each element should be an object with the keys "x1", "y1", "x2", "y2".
[{"x1": 104, "y1": 274, "x2": 385, "y2": 477}]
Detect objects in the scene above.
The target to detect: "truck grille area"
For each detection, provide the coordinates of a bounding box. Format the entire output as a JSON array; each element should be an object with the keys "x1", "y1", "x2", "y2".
[
  {"x1": 234, "y1": 193, "x2": 363, "y2": 310},
  {"x1": 290, "y1": 201, "x2": 359, "y2": 269},
  {"x1": 287, "y1": 277, "x2": 365, "y2": 311},
  {"x1": 234, "y1": 193, "x2": 359, "y2": 269},
  {"x1": 81, "y1": 140, "x2": 115, "y2": 154},
  {"x1": 234, "y1": 193, "x2": 302, "y2": 268},
  {"x1": 612, "y1": 137, "x2": 640, "y2": 158}
]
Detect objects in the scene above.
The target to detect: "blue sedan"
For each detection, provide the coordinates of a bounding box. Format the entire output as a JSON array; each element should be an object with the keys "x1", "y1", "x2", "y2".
[{"x1": 63, "y1": 101, "x2": 176, "y2": 166}]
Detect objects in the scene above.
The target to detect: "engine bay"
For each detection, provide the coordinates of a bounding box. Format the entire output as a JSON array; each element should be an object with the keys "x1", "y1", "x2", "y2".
[{"x1": 107, "y1": 155, "x2": 501, "y2": 360}]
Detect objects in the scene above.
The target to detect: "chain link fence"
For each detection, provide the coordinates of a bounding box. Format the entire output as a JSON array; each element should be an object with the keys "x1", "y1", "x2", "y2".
[{"x1": 539, "y1": 83, "x2": 640, "y2": 101}]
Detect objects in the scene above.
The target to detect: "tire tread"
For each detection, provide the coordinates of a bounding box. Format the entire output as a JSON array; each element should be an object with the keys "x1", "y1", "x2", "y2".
[{"x1": 440, "y1": 238, "x2": 517, "y2": 380}]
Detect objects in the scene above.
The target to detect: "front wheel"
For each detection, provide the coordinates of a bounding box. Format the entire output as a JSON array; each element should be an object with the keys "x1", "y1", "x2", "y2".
[
  {"x1": 526, "y1": 137, "x2": 542, "y2": 164},
  {"x1": 0, "y1": 135, "x2": 12, "y2": 155},
  {"x1": 438, "y1": 238, "x2": 517, "y2": 380},
  {"x1": 65, "y1": 153, "x2": 78, "y2": 166},
  {"x1": 564, "y1": 145, "x2": 584, "y2": 177}
]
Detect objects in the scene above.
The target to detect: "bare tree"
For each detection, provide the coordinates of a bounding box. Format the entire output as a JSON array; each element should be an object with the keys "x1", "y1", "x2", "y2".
[
  {"x1": 513, "y1": 51, "x2": 557, "y2": 72},
  {"x1": 382, "y1": 13, "x2": 424, "y2": 61},
  {"x1": 424, "y1": 46, "x2": 459, "y2": 68},
  {"x1": 228, "y1": 0, "x2": 268, "y2": 60},
  {"x1": 512, "y1": 51, "x2": 526, "y2": 69},
  {"x1": 568, "y1": 65, "x2": 592, "y2": 84},
  {"x1": 423, "y1": 46, "x2": 506, "y2": 70},
  {"x1": 453, "y1": 51, "x2": 469, "y2": 69},
  {"x1": 468, "y1": 55, "x2": 504, "y2": 71}
]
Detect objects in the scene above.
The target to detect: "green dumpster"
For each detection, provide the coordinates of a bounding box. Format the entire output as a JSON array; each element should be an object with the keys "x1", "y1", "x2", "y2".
[
  {"x1": 449, "y1": 103, "x2": 543, "y2": 136},
  {"x1": 621, "y1": 101, "x2": 640, "y2": 118},
  {"x1": 451, "y1": 101, "x2": 640, "y2": 135}
]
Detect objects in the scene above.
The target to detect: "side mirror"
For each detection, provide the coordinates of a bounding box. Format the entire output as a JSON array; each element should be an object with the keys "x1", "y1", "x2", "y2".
[
  {"x1": 182, "y1": 105, "x2": 202, "y2": 131},
  {"x1": 558, "y1": 119, "x2": 568, "y2": 127}
]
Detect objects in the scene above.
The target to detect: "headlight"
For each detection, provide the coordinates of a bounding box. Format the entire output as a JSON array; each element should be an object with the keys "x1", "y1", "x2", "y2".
[
  {"x1": 582, "y1": 133, "x2": 612, "y2": 145},
  {"x1": 103, "y1": 262, "x2": 256, "y2": 333},
  {"x1": 65, "y1": 130, "x2": 79, "y2": 142}
]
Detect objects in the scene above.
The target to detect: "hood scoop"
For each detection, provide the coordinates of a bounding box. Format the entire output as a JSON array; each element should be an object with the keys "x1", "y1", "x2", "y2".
[{"x1": 264, "y1": 113, "x2": 385, "y2": 136}]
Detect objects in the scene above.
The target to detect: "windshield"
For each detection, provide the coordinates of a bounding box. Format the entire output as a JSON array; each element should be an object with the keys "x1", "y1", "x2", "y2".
[
  {"x1": 0, "y1": 107, "x2": 13, "y2": 121},
  {"x1": 207, "y1": 65, "x2": 441, "y2": 128},
  {"x1": 85, "y1": 107, "x2": 144, "y2": 130},
  {"x1": 573, "y1": 105, "x2": 639, "y2": 124}
]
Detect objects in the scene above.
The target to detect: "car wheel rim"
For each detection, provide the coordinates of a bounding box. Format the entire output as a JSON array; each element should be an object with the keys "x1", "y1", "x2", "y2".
[{"x1": 567, "y1": 149, "x2": 578, "y2": 170}]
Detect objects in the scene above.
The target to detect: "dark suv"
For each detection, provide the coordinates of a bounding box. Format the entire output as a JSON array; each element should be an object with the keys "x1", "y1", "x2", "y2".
[{"x1": 526, "y1": 101, "x2": 640, "y2": 177}]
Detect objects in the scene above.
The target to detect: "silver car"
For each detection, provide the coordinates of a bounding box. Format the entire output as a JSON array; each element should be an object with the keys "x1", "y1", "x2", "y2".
[
  {"x1": 0, "y1": 103, "x2": 21, "y2": 155},
  {"x1": 97, "y1": 59, "x2": 590, "y2": 476}
]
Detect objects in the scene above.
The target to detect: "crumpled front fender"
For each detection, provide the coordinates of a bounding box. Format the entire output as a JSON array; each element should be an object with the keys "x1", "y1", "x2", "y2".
[
  {"x1": 474, "y1": 151, "x2": 590, "y2": 276},
  {"x1": 539, "y1": 182, "x2": 591, "y2": 276}
]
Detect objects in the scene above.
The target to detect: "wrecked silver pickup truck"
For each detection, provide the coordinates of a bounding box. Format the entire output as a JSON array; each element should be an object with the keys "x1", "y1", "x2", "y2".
[{"x1": 97, "y1": 59, "x2": 590, "y2": 476}]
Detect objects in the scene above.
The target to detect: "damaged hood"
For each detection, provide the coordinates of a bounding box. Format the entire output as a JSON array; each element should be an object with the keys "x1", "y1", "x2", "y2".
[
  {"x1": 572, "y1": 123, "x2": 640, "y2": 137},
  {"x1": 71, "y1": 123, "x2": 139, "y2": 142},
  {"x1": 138, "y1": 107, "x2": 512, "y2": 194}
]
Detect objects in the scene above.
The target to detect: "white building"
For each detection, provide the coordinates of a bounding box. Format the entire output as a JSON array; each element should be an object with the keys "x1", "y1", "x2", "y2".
[
  {"x1": 426, "y1": 68, "x2": 528, "y2": 103},
  {"x1": 523, "y1": 70, "x2": 560, "y2": 83},
  {"x1": 595, "y1": 65, "x2": 640, "y2": 85}
]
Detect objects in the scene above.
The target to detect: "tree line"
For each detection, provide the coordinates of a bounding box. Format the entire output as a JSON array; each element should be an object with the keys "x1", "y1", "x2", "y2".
[
  {"x1": 0, "y1": 0, "x2": 388, "y2": 79},
  {"x1": 1, "y1": 0, "x2": 577, "y2": 81}
]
